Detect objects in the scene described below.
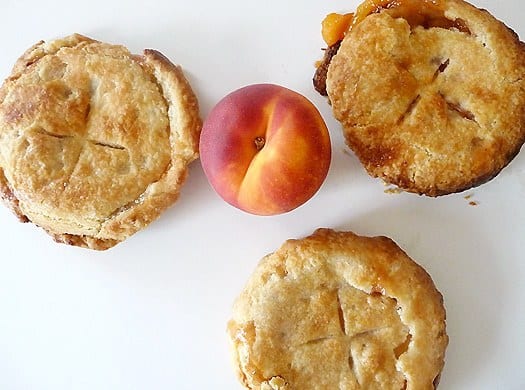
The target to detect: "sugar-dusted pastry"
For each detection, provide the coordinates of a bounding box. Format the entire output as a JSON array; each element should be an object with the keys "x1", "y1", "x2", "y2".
[
  {"x1": 228, "y1": 228, "x2": 448, "y2": 389},
  {"x1": 0, "y1": 34, "x2": 201, "y2": 250},
  {"x1": 315, "y1": 0, "x2": 525, "y2": 196}
]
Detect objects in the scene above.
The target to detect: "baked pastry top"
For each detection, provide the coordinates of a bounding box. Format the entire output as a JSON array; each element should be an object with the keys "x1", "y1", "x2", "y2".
[
  {"x1": 0, "y1": 34, "x2": 201, "y2": 250},
  {"x1": 324, "y1": 0, "x2": 525, "y2": 196},
  {"x1": 228, "y1": 228, "x2": 448, "y2": 390}
]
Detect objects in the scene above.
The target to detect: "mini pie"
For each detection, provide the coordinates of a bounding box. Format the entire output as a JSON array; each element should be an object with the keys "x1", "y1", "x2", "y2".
[
  {"x1": 0, "y1": 34, "x2": 201, "y2": 250},
  {"x1": 228, "y1": 228, "x2": 448, "y2": 390},
  {"x1": 315, "y1": 0, "x2": 525, "y2": 196}
]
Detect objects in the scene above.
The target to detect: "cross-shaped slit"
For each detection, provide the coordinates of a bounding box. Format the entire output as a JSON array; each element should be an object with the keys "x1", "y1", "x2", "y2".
[
  {"x1": 36, "y1": 127, "x2": 127, "y2": 151},
  {"x1": 34, "y1": 125, "x2": 129, "y2": 188},
  {"x1": 303, "y1": 336, "x2": 336, "y2": 346},
  {"x1": 91, "y1": 141, "x2": 126, "y2": 150},
  {"x1": 397, "y1": 94, "x2": 421, "y2": 125},
  {"x1": 348, "y1": 349, "x2": 359, "y2": 386},
  {"x1": 394, "y1": 332, "x2": 412, "y2": 358},
  {"x1": 442, "y1": 95, "x2": 477, "y2": 123},
  {"x1": 35, "y1": 127, "x2": 73, "y2": 140},
  {"x1": 432, "y1": 58, "x2": 450, "y2": 81},
  {"x1": 396, "y1": 57, "x2": 478, "y2": 126},
  {"x1": 398, "y1": 58, "x2": 449, "y2": 125},
  {"x1": 84, "y1": 102, "x2": 91, "y2": 122},
  {"x1": 295, "y1": 288, "x2": 412, "y2": 388},
  {"x1": 336, "y1": 290, "x2": 346, "y2": 335},
  {"x1": 351, "y1": 327, "x2": 386, "y2": 339}
]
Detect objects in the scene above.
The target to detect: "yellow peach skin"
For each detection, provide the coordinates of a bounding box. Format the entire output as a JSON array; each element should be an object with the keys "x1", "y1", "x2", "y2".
[{"x1": 200, "y1": 84, "x2": 331, "y2": 216}]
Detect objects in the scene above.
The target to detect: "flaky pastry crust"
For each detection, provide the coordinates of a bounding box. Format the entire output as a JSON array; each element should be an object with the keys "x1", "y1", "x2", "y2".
[
  {"x1": 228, "y1": 228, "x2": 448, "y2": 390},
  {"x1": 326, "y1": 0, "x2": 525, "y2": 196},
  {"x1": 0, "y1": 34, "x2": 201, "y2": 250}
]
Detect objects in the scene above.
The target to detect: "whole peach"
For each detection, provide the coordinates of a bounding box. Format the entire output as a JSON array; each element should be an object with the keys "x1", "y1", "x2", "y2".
[{"x1": 200, "y1": 84, "x2": 331, "y2": 216}]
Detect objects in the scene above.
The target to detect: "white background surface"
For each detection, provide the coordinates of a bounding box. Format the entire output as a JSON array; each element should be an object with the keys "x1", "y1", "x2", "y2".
[{"x1": 0, "y1": 0, "x2": 524, "y2": 389}]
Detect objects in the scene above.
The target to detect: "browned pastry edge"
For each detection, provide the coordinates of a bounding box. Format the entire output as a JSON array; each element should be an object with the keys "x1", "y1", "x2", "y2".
[
  {"x1": 313, "y1": 41, "x2": 341, "y2": 96},
  {"x1": 373, "y1": 137, "x2": 525, "y2": 197},
  {"x1": 49, "y1": 231, "x2": 118, "y2": 251},
  {"x1": 0, "y1": 167, "x2": 28, "y2": 222}
]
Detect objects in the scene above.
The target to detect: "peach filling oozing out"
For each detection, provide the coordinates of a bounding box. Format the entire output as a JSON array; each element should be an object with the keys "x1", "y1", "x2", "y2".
[{"x1": 320, "y1": 0, "x2": 470, "y2": 47}]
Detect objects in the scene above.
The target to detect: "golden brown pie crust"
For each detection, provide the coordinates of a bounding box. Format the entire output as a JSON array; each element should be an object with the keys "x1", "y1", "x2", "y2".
[
  {"x1": 326, "y1": 0, "x2": 525, "y2": 196},
  {"x1": 228, "y1": 228, "x2": 448, "y2": 389},
  {"x1": 0, "y1": 34, "x2": 201, "y2": 250}
]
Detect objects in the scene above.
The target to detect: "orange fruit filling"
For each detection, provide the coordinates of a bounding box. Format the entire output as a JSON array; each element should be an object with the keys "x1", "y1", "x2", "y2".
[
  {"x1": 321, "y1": 12, "x2": 354, "y2": 47},
  {"x1": 320, "y1": 0, "x2": 467, "y2": 46}
]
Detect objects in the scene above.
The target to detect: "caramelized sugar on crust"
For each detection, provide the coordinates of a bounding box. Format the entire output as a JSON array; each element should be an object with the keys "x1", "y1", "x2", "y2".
[
  {"x1": 0, "y1": 34, "x2": 201, "y2": 250},
  {"x1": 228, "y1": 229, "x2": 448, "y2": 390},
  {"x1": 326, "y1": 0, "x2": 525, "y2": 196}
]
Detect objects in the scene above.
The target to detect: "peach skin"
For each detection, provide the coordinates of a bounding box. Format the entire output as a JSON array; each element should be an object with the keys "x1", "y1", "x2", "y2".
[{"x1": 199, "y1": 84, "x2": 331, "y2": 216}]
